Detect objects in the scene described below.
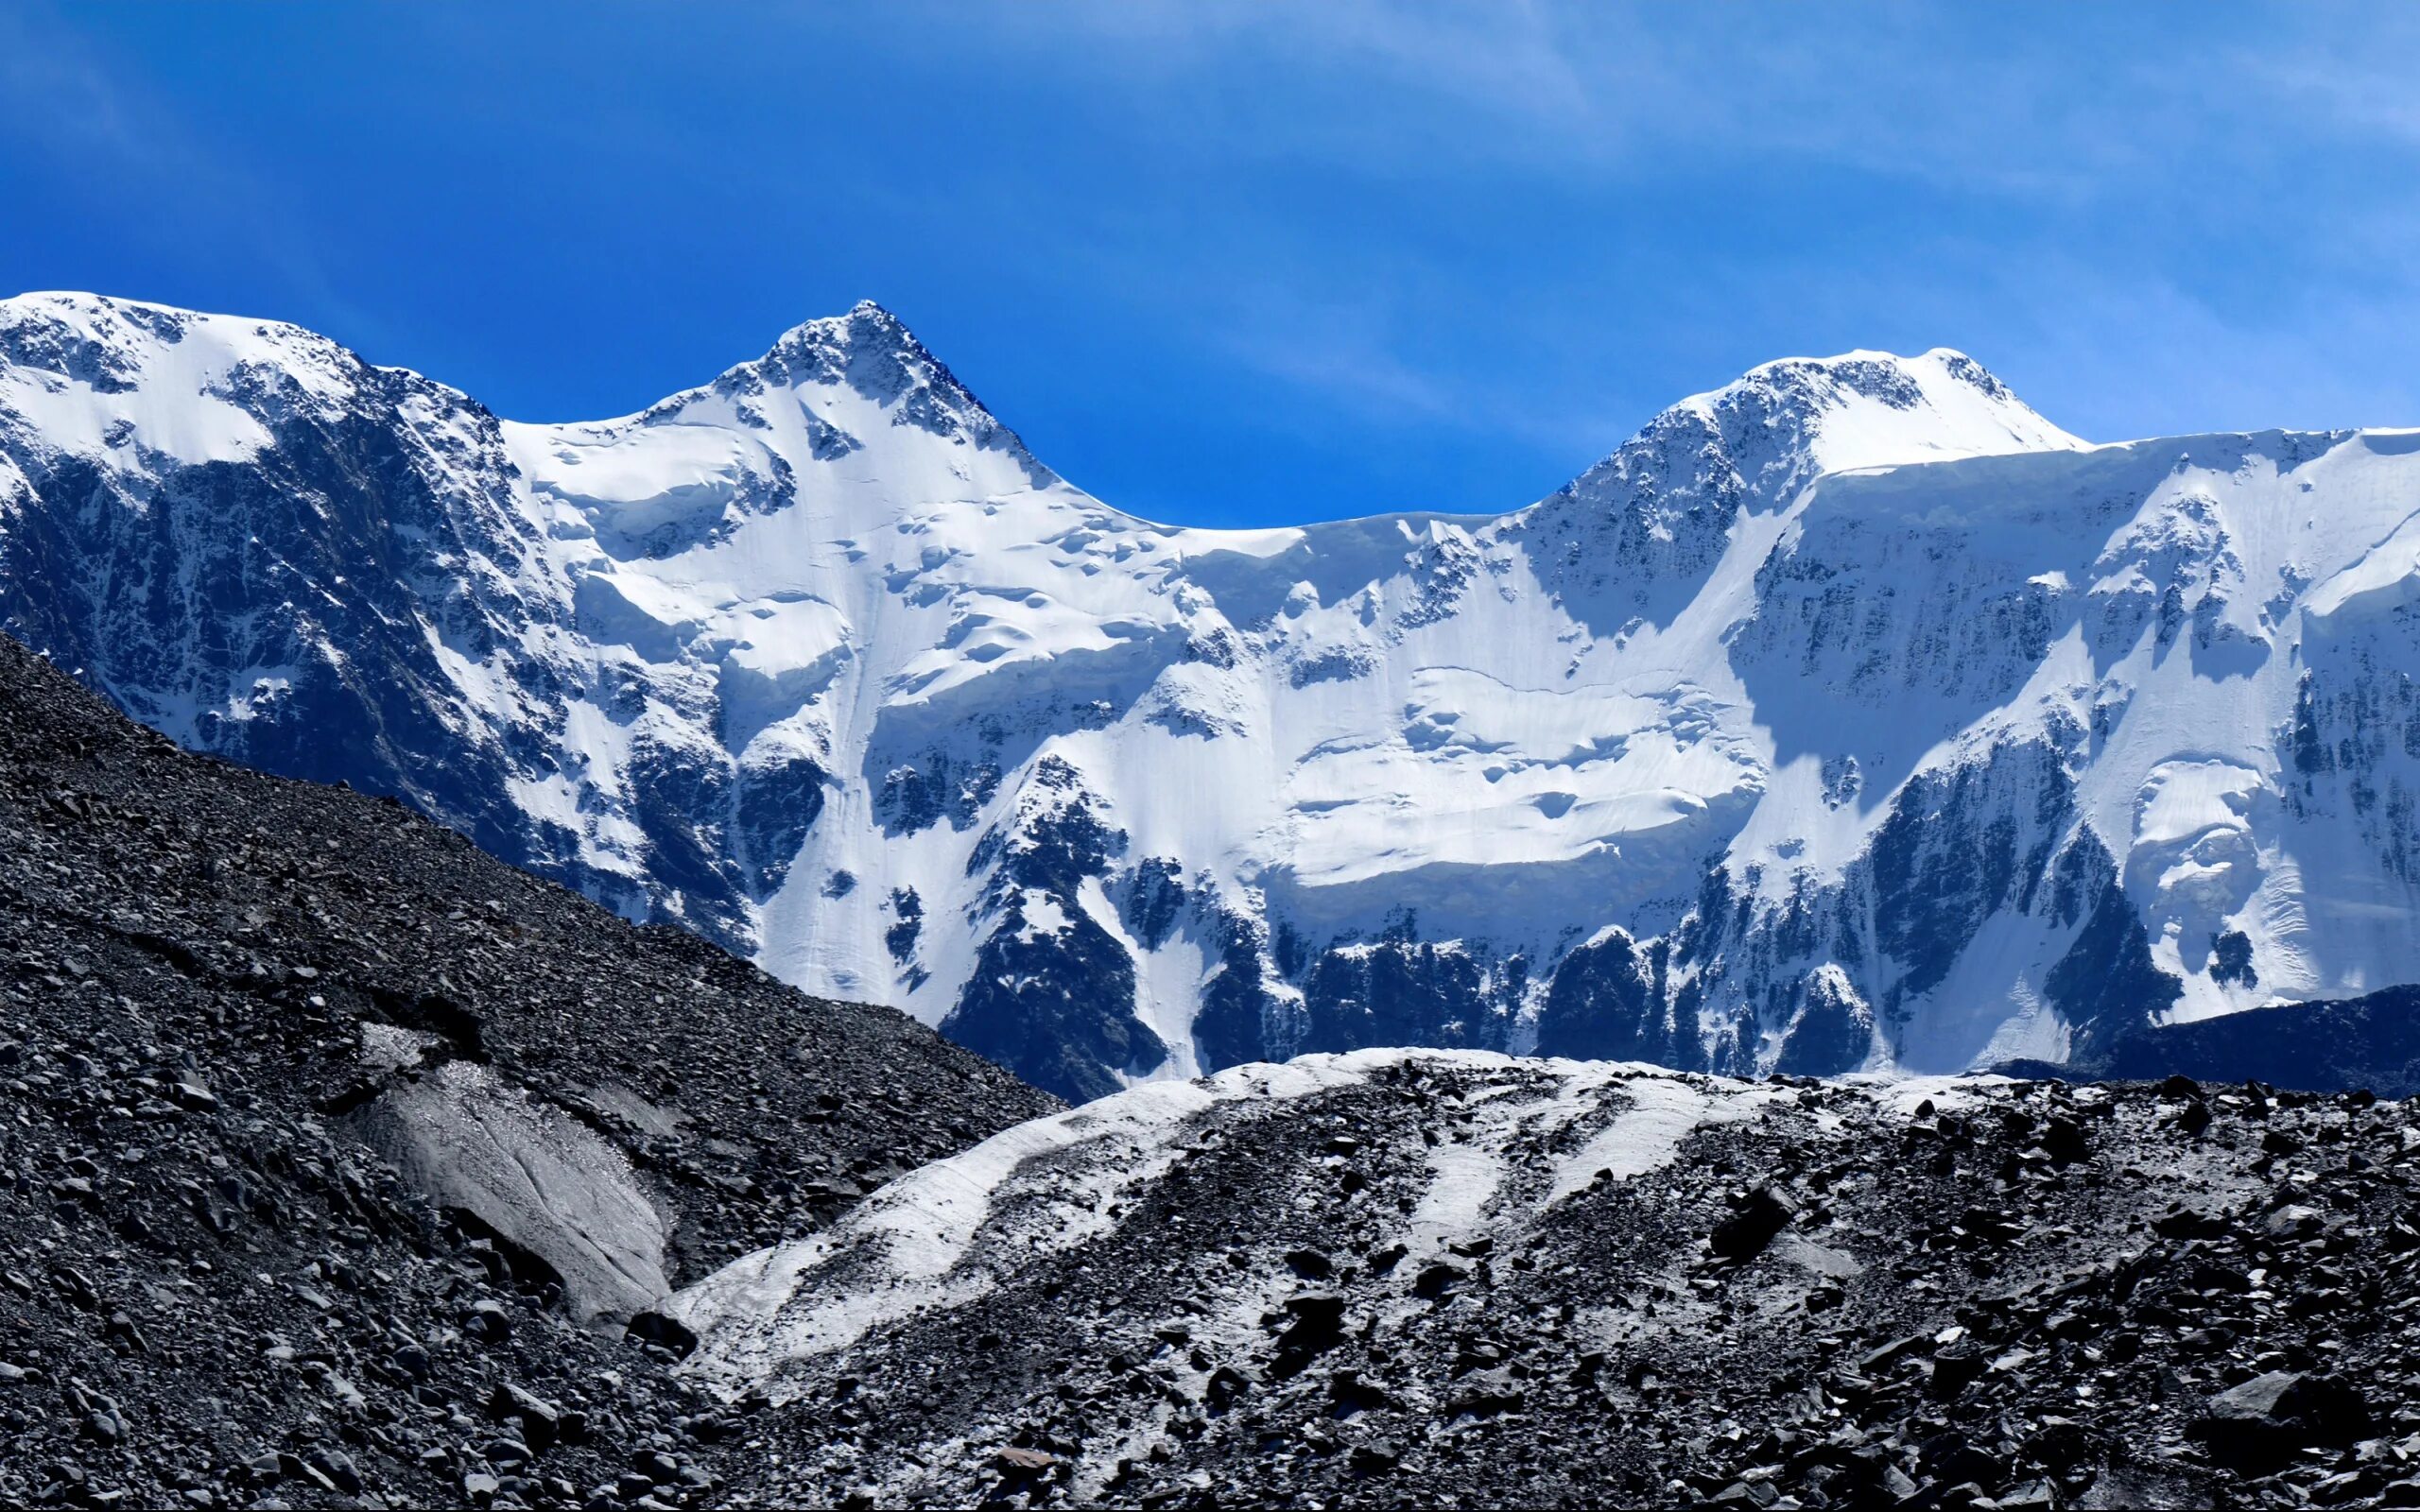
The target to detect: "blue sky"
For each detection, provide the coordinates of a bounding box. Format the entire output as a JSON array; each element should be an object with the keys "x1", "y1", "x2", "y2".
[{"x1": 4, "y1": 3, "x2": 2418, "y2": 527}]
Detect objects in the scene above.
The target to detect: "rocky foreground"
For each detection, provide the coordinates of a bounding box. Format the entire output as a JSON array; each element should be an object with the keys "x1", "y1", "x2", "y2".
[
  {"x1": 0, "y1": 631, "x2": 1054, "y2": 1509},
  {"x1": 674, "y1": 1051, "x2": 2420, "y2": 1511},
  {"x1": 7, "y1": 620, "x2": 2420, "y2": 1511}
]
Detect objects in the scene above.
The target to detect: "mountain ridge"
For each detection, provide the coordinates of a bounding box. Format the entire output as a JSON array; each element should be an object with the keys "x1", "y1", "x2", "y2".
[{"x1": 5, "y1": 289, "x2": 2416, "y2": 1100}]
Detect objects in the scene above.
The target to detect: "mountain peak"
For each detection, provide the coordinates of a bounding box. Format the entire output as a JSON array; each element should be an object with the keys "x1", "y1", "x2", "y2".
[
  {"x1": 761, "y1": 299, "x2": 913, "y2": 356},
  {"x1": 1518, "y1": 347, "x2": 2086, "y2": 617},
  {"x1": 625, "y1": 301, "x2": 1047, "y2": 475},
  {"x1": 1551, "y1": 346, "x2": 2083, "y2": 516},
  {"x1": 761, "y1": 299, "x2": 922, "y2": 367},
  {"x1": 1687, "y1": 346, "x2": 2083, "y2": 472},
  {"x1": 1, "y1": 290, "x2": 333, "y2": 359}
]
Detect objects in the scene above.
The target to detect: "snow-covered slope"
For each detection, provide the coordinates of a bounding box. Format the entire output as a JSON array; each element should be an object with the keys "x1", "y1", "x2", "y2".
[
  {"x1": 668, "y1": 1049, "x2": 1793, "y2": 1388},
  {"x1": 5, "y1": 290, "x2": 2416, "y2": 1100}
]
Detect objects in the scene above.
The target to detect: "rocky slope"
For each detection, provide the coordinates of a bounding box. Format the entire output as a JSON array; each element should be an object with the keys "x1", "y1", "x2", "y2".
[
  {"x1": 0, "y1": 628, "x2": 1053, "y2": 1509},
  {"x1": 8, "y1": 291, "x2": 2420, "y2": 1101},
  {"x1": 669, "y1": 1051, "x2": 2420, "y2": 1510}
]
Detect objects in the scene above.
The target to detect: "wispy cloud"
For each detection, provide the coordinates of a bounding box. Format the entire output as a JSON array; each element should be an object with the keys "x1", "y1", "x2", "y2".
[
  {"x1": 8, "y1": 1, "x2": 2417, "y2": 522},
  {"x1": 1001, "y1": 4, "x2": 2420, "y2": 427},
  {"x1": 0, "y1": 4, "x2": 364, "y2": 330}
]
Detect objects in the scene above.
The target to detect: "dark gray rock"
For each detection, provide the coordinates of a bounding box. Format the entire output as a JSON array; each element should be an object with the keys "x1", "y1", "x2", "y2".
[
  {"x1": 2194, "y1": 1370, "x2": 2371, "y2": 1468},
  {"x1": 1711, "y1": 1186, "x2": 1799, "y2": 1262}
]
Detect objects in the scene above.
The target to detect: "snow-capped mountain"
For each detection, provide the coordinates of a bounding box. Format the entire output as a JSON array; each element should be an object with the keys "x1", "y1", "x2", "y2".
[{"x1": 5, "y1": 290, "x2": 2417, "y2": 1101}]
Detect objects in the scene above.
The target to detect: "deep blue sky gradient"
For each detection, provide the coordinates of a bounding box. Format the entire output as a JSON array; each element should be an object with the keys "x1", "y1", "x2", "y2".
[{"x1": 5, "y1": 3, "x2": 2419, "y2": 525}]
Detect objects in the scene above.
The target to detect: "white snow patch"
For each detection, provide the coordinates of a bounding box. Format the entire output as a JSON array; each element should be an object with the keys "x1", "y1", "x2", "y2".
[{"x1": 1547, "y1": 1074, "x2": 1773, "y2": 1205}]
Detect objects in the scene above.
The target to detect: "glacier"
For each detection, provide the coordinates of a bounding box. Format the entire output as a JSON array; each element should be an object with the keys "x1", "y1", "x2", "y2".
[{"x1": 4, "y1": 289, "x2": 2418, "y2": 1100}]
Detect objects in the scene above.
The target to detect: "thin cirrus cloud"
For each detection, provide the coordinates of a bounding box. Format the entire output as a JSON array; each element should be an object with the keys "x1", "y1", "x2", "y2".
[
  {"x1": 1, "y1": 3, "x2": 2418, "y2": 525},
  {"x1": 924, "y1": 5, "x2": 2420, "y2": 421},
  {"x1": 0, "y1": 6, "x2": 375, "y2": 343}
]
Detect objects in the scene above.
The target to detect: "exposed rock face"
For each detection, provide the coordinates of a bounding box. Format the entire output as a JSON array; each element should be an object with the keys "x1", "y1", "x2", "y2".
[
  {"x1": 9, "y1": 290, "x2": 2420, "y2": 1101},
  {"x1": 0, "y1": 628, "x2": 1053, "y2": 1508},
  {"x1": 673, "y1": 1051, "x2": 2420, "y2": 1510},
  {"x1": 354, "y1": 1061, "x2": 672, "y2": 1321}
]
